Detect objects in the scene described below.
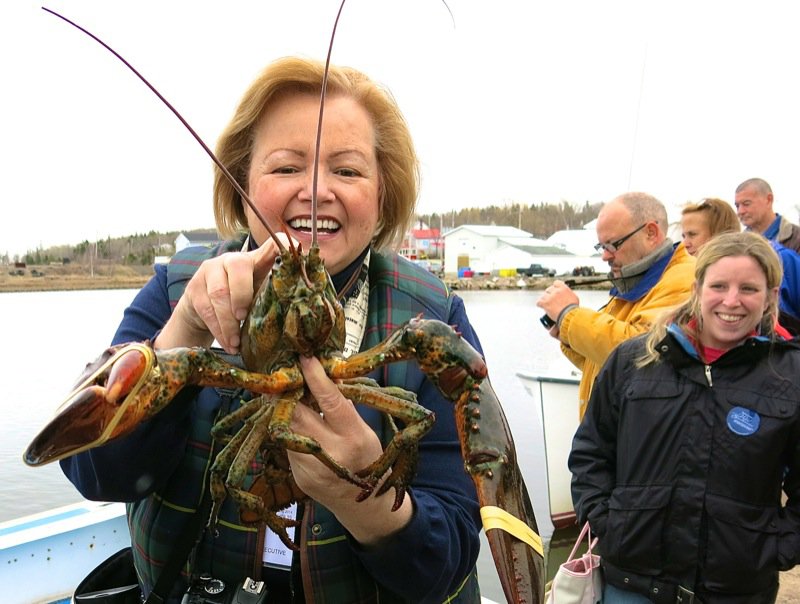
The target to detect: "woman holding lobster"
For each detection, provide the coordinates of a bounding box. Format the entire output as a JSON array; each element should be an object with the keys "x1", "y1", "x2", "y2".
[{"x1": 60, "y1": 57, "x2": 486, "y2": 603}]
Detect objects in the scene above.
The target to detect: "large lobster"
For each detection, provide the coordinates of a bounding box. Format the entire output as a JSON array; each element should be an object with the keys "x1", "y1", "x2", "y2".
[{"x1": 24, "y1": 5, "x2": 545, "y2": 603}]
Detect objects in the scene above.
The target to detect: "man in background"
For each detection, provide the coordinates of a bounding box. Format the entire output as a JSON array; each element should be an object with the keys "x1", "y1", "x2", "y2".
[
  {"x1": 735, "y1": 178, "x2": 800, "y2": 333},
  {"x1": 536, "y1": 192, "x2": 695, "y2": 418},
  {"x1": 735, "y1": 177, "x2": 800, "y2": 252}
]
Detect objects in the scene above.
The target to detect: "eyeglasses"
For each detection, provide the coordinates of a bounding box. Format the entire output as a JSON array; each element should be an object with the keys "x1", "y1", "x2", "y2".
[{"x1": 594, "y1": 223, "x2": 647, "y2": 253}]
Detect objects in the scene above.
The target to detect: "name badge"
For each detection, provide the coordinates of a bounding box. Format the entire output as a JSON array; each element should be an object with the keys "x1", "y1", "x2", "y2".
[
  {"x1": 727, "y1": 406, "x2": 760, "y2": 436},
  {"x1": 262, "y1": 502, "x2": 297, "y2": 570}
]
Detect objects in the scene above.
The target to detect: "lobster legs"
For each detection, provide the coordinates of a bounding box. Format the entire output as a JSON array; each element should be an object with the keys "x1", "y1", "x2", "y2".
[
  {"x1": 208, "y1": 397, "x2": 305, "y2": 549},
  {"x1": 207, "y1": 378, "x2": 436, "y2": 546}
]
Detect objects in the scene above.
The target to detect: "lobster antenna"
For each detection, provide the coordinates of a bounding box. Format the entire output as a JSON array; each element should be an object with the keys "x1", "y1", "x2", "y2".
[
  {"x1": 312, "y1": 0, "x2": 348, "y2": 248},
  {"x1": 312, "y1": 0, "x2": 453, "y2": 249},
  {"x1": 41, "y1": 6, "x2": 286, "y2": 254},
  {"x1": 440, "y1": 0, "x2": 456, "y2": 28}
]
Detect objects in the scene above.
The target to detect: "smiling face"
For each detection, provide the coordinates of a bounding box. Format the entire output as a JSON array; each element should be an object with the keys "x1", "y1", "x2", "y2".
[
  {"x1": 246, "y1": 92, "x2": 381, "y2": 275},
  {"x1": 697, "y1": 255, "x2": 775, "y2": 351},
  {"x1": 681, "y1": 212, "x2": 712, "y2": 256}
]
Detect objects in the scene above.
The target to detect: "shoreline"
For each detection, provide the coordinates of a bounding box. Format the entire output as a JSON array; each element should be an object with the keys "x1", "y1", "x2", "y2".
[
  {"x1": 0, "y1": 275, "x2": 152, "y2": 293},
  {"x1": 0, "y1": 274, "x2": 610, "y2": 294},
  {"x1": 0, "y1": 266, "x2": 598, "y2": 294}
]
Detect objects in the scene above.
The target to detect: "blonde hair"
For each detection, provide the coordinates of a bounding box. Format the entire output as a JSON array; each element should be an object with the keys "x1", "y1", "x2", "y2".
[
  {"x1": 637, "y1": 231, "x2": 782, "y2": 367},
  {"x1": 213, "y1": 56, "x2": 419, "y2": 251},
  {"x1": 681, "y1": 198, "x2": 740, "y2": 238}
]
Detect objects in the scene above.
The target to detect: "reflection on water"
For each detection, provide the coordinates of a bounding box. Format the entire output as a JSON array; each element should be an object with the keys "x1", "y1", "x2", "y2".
[{"x1": 0, "y1": 286, "x2": 609, "y2": 601}]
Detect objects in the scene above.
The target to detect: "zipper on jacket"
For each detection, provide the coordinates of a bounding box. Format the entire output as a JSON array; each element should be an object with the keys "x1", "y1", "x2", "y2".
[{"x1": 704, "y1": 364, "x2": 713, "y2": 387}]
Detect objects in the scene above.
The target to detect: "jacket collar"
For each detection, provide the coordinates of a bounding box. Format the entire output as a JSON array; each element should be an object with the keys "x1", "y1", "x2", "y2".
[
  {"x1": 662, "y1": 323, "x2": 794, "y2": 366},
  {"x1": 610, "y1": 240, "x2": 677, "y2": 302}
]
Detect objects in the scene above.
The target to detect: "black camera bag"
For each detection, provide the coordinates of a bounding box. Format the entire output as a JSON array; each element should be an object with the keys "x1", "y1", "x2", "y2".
[{"x1": 72, "y1": 546, "x2": 140, "y2": 603}]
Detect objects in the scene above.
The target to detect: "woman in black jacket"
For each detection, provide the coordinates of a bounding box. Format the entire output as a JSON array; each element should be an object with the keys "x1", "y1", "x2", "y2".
[{"x1": 570, "y1": 231, "x2": 800, "y2": 604}]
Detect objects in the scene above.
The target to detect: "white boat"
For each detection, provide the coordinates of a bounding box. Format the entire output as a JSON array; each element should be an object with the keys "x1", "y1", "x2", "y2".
[
  {"x1": 516, "y1": 370, "x2": 581, "y2": 530},
  {"x1": 0, "y1": 500, "x2": 129, "y2": 604}
]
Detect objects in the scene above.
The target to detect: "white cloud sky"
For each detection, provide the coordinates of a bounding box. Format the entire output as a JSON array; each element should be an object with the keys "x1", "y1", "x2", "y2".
[{"x1": 2, "y1": 0, "x2": 799, "y2": 257}]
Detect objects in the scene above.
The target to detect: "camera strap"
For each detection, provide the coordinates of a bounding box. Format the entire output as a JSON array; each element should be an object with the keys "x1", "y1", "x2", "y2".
[
  {"x1": 143, "y1": 388, "x2": 236, "y2": 604},
  {"x1": 144, "y1": 493, "x2": 211, "y2": 604}
]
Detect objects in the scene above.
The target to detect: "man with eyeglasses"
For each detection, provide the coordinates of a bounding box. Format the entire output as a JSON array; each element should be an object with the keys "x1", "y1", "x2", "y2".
[
  {"x1": 536, "y1": 192, "x2": 695, "y2": 419},
  {"x1": 734, "y1": 177, "x2": 800, "y2": 253}
]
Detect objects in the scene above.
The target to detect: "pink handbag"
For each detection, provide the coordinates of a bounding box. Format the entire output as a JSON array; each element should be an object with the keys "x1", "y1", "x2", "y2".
[{"x1": 546, "y1": 522, "x2": 603, "y2": 604}]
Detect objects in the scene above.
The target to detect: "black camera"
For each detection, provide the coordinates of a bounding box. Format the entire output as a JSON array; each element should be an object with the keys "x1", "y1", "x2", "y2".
[
  {"x1": 539, "y1": 313, "x2": 556, "y2": 329},
  {"x1": 181, "y1": 574, "x2": 268, "y2": 604}
]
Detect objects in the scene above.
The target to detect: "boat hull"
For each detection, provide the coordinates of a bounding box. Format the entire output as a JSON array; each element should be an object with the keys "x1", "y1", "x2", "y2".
[
  {"x1": 0, "y1": 501, "x2": 130, "y2": 604},
  {"x1": 516, "y1": 372, "x2": 581, "y2": 529}
]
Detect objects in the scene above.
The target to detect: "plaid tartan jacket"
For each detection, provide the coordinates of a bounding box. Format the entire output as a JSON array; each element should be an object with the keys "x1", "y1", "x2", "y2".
[{"x1": 124, "y1": 237, "x2": 482, "y2": 603}]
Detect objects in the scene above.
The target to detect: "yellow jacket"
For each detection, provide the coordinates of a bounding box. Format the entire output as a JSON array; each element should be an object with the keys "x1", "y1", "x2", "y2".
[{"x1": 559, "y1": 243, "x2": 695, "y2": 418}]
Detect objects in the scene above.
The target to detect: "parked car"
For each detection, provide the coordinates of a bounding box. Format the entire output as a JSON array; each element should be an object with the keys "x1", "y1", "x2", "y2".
[
  {"x1": 412, "y1": 259, "x2": 432, "y2": 272},
  {"x1": 516, "y1": 264, "x2": 556, "y2": 278},
  {"x1": 410, "y1": 259, "x2": 443, "y2": 276},
  {"x1": 571, "y1": 265, "x2": 596, "y2": 277}
]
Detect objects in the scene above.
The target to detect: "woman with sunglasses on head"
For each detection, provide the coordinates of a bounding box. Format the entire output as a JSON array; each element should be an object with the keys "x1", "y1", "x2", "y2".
[
  {"x1": 680, "y1": 197, "x2": 741, "y2": 257},
  {"x1": 536, "y1": 192, "x2": 695, "y2": 419},
  {"x1": 570, "y1": 231, "x2": 800, "y2": 603},
  {"x1": 682, "y1": 198, "x2": 800, "y2": 335}
]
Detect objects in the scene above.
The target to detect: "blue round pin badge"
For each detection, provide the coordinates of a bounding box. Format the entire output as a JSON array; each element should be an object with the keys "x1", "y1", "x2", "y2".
[{"x1": 727, "y1": 406, "x2": 760, "y2": 436}]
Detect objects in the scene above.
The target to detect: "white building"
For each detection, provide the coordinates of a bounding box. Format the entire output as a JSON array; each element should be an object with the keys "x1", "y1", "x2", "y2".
[
  {"x1": 174, "y1": 229, "x2": 222, "y2": 253},
  {"x1": 544, "y1": 219, "x2": 609, "y2": 274},
  {"x1": 442, "y1": 223, "x2": 612, "y2": 277},
  {"x1": 442, "y1": 225, "x2": 575, "y2": 276},
  {"x1": 546, "y1": 219, "x2": 598, "y2": 256}
]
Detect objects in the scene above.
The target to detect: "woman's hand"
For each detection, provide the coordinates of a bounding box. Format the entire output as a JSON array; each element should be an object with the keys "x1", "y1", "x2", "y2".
[
  {"x1": 155, "y1": 235, "x2": 290, "y2": 353},
  {"x1": 289, "y1": 356, "x2": 413, "y2": 546}
]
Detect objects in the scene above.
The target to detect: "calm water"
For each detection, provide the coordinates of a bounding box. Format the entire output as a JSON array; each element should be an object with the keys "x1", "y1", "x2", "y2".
[
  {"x1": 0, "y1": 286, "x2": 608, "y2": 600},
  {"x1": 1, "y1": 289, "x2": 138, "y2": 521}
]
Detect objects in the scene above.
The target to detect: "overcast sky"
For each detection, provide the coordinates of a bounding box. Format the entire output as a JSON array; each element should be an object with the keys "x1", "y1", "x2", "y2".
[{"x1": 2, "y1": 0, "x2": 799, "y2": 257}]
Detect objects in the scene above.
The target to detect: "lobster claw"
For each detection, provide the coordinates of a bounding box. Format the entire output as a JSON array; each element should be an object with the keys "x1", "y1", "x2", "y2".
[
  {"x1": 23, "y1": 343, "x2": 156, "y2": 466},
  {"x1": 479, "y1": 473, "x2": 545, "y2": 604},
  {"x1": 459, "y1": 380, "x2": 546, "y2": 604}
]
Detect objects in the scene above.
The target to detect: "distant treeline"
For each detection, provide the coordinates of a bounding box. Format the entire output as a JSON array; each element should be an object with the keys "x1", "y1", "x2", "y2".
[
  {"x1": 11, "y1": 231, "x2": 181, "y2": 266},
  {"x1": 9, "y1": 201, "x2": 602, "y2": 265},
  {"x1": 418, "y1": 200, "x2": 602, "y2": 239}
]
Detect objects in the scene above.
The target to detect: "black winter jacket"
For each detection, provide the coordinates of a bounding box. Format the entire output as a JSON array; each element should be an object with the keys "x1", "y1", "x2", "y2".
[{"x1": 570, "y1": 326, "x2": 800, "y2": 604}]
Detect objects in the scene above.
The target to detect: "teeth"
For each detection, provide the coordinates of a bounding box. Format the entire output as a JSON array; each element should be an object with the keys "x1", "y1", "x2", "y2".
[
  {"x1": 718, "y1": 313, "x2": 743, "y2": 322},
  {"x1": 289, "y1": 218, "x2": 340, "y2": 231}
]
